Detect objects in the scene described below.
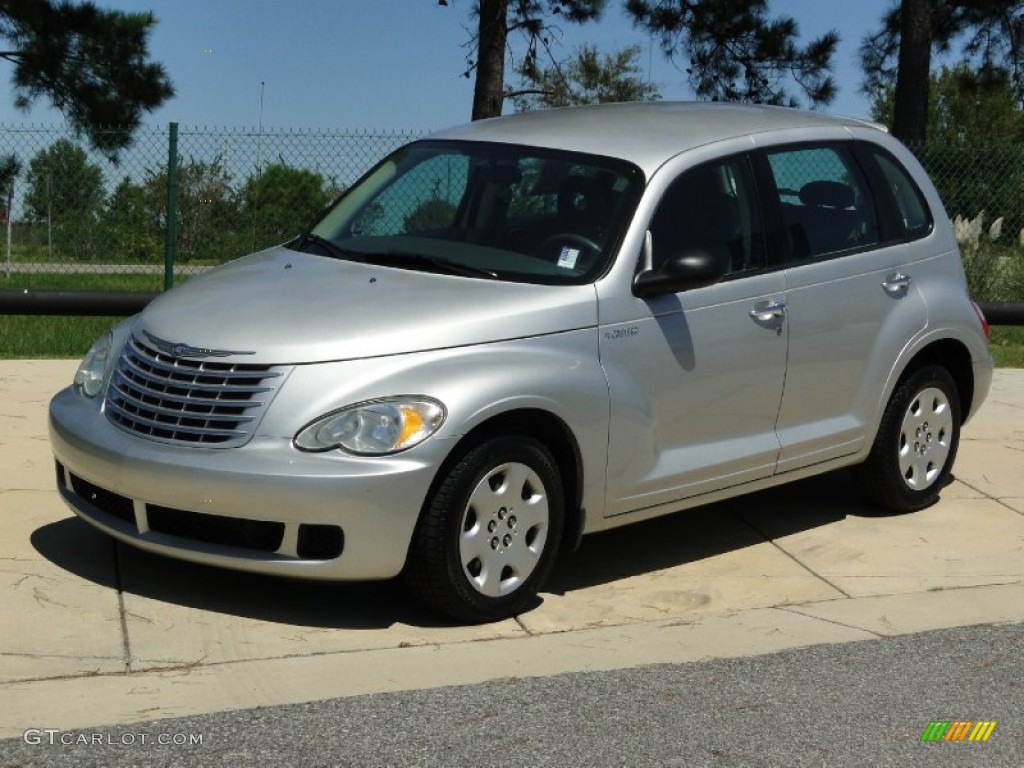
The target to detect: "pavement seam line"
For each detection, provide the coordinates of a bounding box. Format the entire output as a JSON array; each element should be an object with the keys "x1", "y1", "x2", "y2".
[
  {"x1": 513, "y1": 615, "x2": 533, "y2": 635},
  {"x1": 775, "y1": 605, "x2": 887, "y2": 639},
  {"x1": 729, "y1": 507, "x2": 853, "y2": 599},
  {"x1": 953, "y1": 476, "x2": 1024, "y2": 518},
  {"x1": 113, "y1": 542, "x2": 132, "y2": 674}
]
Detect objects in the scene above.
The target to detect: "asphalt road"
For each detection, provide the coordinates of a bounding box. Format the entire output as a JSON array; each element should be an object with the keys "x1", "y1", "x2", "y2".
[{"x1": 2, "y1": 622, "x2": 1020, "y2": 768}]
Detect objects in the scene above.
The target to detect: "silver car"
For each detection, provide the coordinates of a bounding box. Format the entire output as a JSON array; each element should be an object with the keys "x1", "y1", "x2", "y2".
[{"x1": 49, "y1": 103, "x2": 993, "y2": 622}]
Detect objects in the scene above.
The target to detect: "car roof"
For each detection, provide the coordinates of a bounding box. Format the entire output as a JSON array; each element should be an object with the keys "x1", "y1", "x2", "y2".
[{"x1": 428, "y1": 101, "x2": 885, "y2": 176}]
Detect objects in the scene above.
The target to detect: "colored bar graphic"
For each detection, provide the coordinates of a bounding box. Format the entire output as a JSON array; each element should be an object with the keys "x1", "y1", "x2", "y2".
[{"x1": 921, "y1": 720, "x2": 997, "y2": 742}]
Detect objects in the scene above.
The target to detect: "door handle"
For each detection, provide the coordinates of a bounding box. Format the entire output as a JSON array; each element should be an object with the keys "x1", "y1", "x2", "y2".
[
  {"x1": 749, "y1": 300, "x2": 787, "y2": 322},
  {"x1": 882, "y1": 273, "x2": 911, "y2": 295}
]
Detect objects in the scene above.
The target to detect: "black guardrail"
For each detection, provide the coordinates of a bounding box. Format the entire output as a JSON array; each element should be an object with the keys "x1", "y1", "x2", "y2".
[
  {"x1": 0, "y1": 290, "x2": 159, "y2": 316},
  {"x1": 1, "y1": 292, "x2": 1023, "y2": 325},
  {"x1": 977, "y1": 302, "x2": 1024, "y2": 326}
]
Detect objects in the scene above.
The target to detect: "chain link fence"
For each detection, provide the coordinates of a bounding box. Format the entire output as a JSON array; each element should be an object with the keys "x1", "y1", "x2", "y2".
[
  {"x1": 910, "y1": 143, "x2": 1024, "y2": 302},
  {"x1": 0, "y1": 123, "x2": 423, "y2": 290},
  {"x1": 0, "y1": 123, "x2": 1022, "y2": 302}
]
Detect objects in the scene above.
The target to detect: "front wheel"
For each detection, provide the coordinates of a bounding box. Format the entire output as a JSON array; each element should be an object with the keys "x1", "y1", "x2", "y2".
[
  {"x1": 856, "y1": 365, "x2": 961, "y2": 512},
  {"x1": 403, "y1": 435, "x2": 564, "y2": 623}
]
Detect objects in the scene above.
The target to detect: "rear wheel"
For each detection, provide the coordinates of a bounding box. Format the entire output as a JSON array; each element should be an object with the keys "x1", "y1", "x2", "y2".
[
  {"x1": 404, "y1": 435, "x2": 564, "y2": 623},
  {"x1": 857, "y1": 365, "x2": 960, "y2": 512}
]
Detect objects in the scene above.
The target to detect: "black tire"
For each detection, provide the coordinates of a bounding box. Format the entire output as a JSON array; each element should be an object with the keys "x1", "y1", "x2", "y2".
[
  {"x1": 856, "y1": 364, "x2": 961, "y2": 512},
  {"x1": 403, "y1": 435, "x2": 564, "y2": 623}
]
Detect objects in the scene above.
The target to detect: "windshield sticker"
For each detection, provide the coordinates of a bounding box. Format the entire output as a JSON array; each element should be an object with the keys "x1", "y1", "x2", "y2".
[{"x1": 557, "y1": 247, "x2": 580, "y2": 269}]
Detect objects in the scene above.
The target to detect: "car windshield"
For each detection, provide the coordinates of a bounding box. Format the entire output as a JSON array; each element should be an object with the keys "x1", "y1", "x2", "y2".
[{"x1": 300, "y1": 140, "x2": 643, "y2": 284}]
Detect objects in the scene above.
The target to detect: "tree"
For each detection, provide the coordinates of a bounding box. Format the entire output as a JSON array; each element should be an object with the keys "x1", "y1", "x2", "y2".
[
  {"x1": 626, "y1": 0, "x2": 838, "y2": 108},
  {"x1": 870, "y1": 65, "x2": 1024, "y2": 146},
  {"x1": 871, "y1": 66, "x2": 1024, "y2": 250},
  {"x1": 101, "y1": 177, "x2": 161, "y2": 262},
  {"x1": 0, "y1": 0, "x2": 174, "y2": 159},
  {"x1": 860, "y1": 1, "x2": 1024, "y2": 144},
  {"x1": 1, "y1": 153, "x2": 19, "y2": 269},
  {"x1": 512, "y1": 43, "x2": 660, "y2": 110},
  {"x1": 24, "y1": 138, "x2": 105, "y2": 259},
  {"x1": 143, "y1": 158, "x2": 238, "y2": 263},
  {"x1": 0, "y1": 153, "x2": 19, "y2": 221},
  {"x1": 444, "y1": 0, "x2": 606, "y2": 119},
  {"x1": 238, "y1": 163, "x2": 332, "y2": 250}
]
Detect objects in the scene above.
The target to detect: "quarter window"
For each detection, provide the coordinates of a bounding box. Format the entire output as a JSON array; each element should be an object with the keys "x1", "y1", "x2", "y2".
[
  {"x1": 870, "y1": 150, "x2": 933, "y2": 240},
  {"x1": 766, "y1": 145, "x2": 880, "y2": 261}
]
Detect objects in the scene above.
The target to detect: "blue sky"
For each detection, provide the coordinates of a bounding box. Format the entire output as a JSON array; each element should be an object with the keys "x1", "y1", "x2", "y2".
[{"x1": 0, "y1": 0, "x2": 895, "y2": 131}]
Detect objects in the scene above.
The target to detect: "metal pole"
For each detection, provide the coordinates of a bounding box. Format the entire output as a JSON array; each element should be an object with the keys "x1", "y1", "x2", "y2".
[
  {"x1": 164, "y1": 122, "x2": 179, "y2": 292},
  {"x1": 4, "y1": 177, "x2": 12, "y2": 278},
  {"x1": 252, "y1": 81, "x2": 265, "y2": 252},
  {"x1": 46, "y1": 172, "x2": 52, "y2": 261}
]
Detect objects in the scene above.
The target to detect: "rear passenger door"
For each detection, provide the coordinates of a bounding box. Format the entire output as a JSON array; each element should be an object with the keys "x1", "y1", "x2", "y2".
[{"x1": 763, "y1": 143, "x2": 929, "y2": 474}]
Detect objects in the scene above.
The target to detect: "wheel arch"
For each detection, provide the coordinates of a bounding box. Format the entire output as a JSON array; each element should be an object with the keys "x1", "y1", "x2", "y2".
[
  {"x1": 419, "y1": 408, "x2": 586, "y2": 556},
  {"x1": 894, "y1": 338, "x2": 975, "y2": 424}
]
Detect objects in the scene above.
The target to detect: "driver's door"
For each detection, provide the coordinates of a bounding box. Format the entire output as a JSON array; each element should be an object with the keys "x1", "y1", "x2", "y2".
[{"x1": 600, "y1": 155, "x2": 788, "y2": 516}]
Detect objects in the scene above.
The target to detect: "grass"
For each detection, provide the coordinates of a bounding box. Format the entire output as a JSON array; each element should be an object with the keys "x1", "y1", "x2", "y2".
[
  {"x1": 990, "y1": 326, "x2": 1024, "y2": 368},
  {"x1": 2, "y1": 272, "x2": 1023, "y2": 364},
  {"x1": 0, "y1": 272, "x2": 178, "y2": 359}
]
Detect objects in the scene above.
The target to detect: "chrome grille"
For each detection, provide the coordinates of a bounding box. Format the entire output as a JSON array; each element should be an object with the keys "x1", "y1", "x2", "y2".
[{"x1": 105, "y1": 335, "x2": 284, "y2": 447}]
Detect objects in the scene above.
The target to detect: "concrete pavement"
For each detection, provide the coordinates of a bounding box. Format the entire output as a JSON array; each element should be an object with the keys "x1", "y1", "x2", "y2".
[{"x1": 1, "y1": 361, "x2": 1022, "y2": 739}]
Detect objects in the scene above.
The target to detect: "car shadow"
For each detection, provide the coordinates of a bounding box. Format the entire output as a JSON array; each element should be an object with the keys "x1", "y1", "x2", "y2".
[
  {"x1": 546, "y1": 467, "x2": 896, "y2": 594},
  {"x1": 31, "y1": 468, "x2": 906, "y2": 629}
]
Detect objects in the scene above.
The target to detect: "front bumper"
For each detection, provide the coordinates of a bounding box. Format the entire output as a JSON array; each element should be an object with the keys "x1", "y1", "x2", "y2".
[{"x1": 48, "y1": 386, "x2": 441, "y2": 580}]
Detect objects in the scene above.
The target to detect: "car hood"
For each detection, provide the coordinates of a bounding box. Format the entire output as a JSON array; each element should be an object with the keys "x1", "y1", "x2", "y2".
[{"x1": 134, "y1": 247, "x2": 598, "y2": 364}]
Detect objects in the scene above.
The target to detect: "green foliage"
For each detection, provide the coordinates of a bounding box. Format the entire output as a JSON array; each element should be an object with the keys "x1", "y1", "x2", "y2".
[
  {"x1": 512, "y1": 43, "x2": 660, "y2": 111},
  {"x1": 0, "y1": 152, "x2": 19, "y2": 221},
  {"x1": 626, "y1": 0, "x2": 838, "y2": 107},
  {"x1": 23, "y1": 138, "x2": 105, "y2": 260},
  {"x1": 101, "y1": 177, "x2": 161, "y2": 262},
  {"x1": 871, "y1": 65, "x2": 1024, "y2": 145},
  {"x1": 917, "y1": 143, "x2": 1024, "y2": 245},
  {"x1": 861, "y1": 2, "x2": 1024, "y2": 101},
  {"x1": 860, "y1": 1, "x2": 1024, "y2": 143},
  {"x1": 874, "y1": 67, "x2": 1024, "y2": 256},
  {"x1": 0, "y1": 1, "x2": 174, "y2": 159},
  {"x1": 12, "y1": 136, "x2": 341, "y2": 266},
  {"x1": 404, "y1": 197, "x2": 458, "y2": 232},
  {"x1": 142, "y1": 158, "x2": 240, "y2": 263},
  {"x1": 946, "y1": 210, "x2": 1024, "y2": 303},
  {"x1": 239, "y1": 164, "x2": 332, "y2": 249}
]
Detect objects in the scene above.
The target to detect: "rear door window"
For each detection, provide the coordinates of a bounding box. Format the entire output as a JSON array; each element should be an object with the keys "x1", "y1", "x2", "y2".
[{"x1": 765, "y1": 145, "x2": 881, "y2": 262}]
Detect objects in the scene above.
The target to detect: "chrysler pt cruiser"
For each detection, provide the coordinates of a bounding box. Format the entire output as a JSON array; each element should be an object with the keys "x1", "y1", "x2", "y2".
[{"x1": 49, "y1": 103, "x2": 993, "y2": 622}]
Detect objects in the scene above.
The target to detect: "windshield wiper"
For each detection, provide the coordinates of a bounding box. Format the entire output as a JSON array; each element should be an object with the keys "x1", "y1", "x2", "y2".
[
  {"x1": 361, "y1": 251, "x2": 499, "y2": 279},
  {"x1": 293, "y1": 233, "x2": 364, "y2": 262}
]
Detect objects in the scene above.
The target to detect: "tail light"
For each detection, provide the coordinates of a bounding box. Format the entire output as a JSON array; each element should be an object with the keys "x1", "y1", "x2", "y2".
[{"x1": 970, "y1": 301, "x2": 991, "y2": 342}]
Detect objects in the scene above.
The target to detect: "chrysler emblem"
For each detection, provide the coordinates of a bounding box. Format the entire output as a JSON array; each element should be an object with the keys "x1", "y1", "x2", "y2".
[{"x1": 143, "y1": 331, "x2": 255, "y2": 359}]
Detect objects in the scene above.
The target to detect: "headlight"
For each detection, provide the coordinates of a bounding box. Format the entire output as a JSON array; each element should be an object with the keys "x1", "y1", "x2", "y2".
[
  {"x1": 294, "y1": 397, "x2": 446, "y2": 455},
  {"x1": 73, "y1": 332, "x2": 114, "y2": 398}
]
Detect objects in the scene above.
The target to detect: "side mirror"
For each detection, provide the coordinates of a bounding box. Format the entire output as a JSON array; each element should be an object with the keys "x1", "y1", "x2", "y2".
[{"x1": 632, "y1": 249, "x2": 726, "y2": 298}]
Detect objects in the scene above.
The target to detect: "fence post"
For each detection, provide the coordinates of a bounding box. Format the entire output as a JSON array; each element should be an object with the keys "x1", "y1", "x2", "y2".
[{"x1": 164, "y1": 122, "x2": 179, "y2": 292}]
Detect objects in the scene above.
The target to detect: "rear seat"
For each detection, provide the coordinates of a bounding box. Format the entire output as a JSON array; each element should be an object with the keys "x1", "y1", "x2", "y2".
[{"x1": 782, "y1": 181, "x2": 864, "y2": 259}]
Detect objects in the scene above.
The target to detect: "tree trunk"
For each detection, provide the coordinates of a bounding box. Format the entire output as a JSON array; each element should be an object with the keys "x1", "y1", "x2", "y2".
[
  {"x1": 472, "y1": 0, "x2": 508, "y2": 120},
  {"x1": 892, "y1": 0, "x2": 933, "y2": 145}
]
